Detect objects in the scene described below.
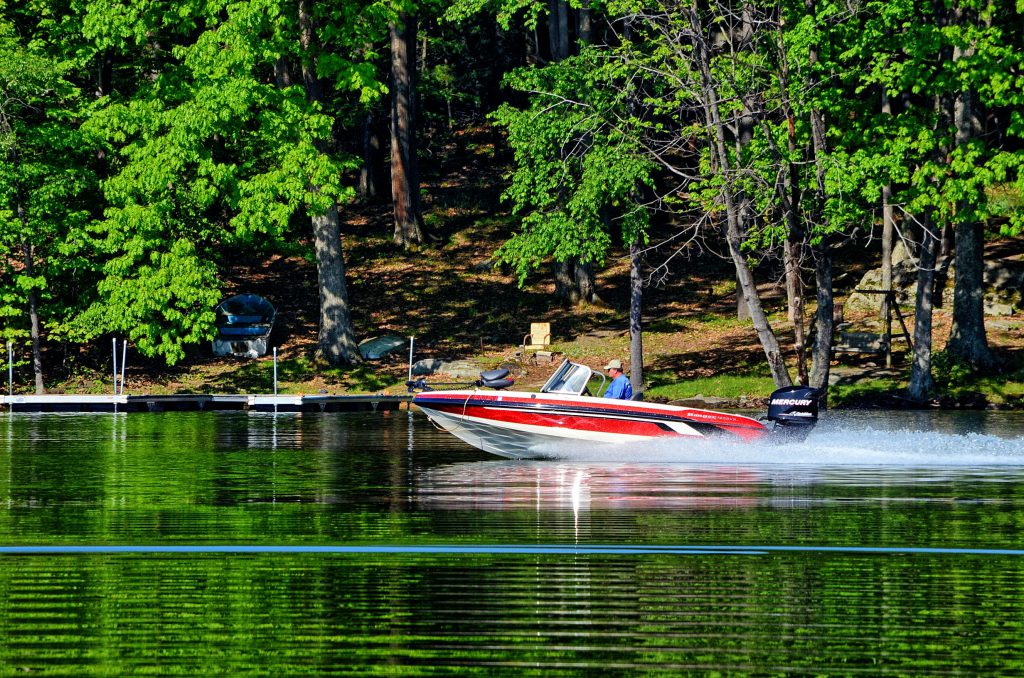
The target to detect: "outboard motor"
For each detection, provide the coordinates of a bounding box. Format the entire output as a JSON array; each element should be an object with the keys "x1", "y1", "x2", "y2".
[
  {"x1": 476, "y1": 368, "x2": 515, "y2": 390},
  {"x1": 766, "y1": 385, "x2": 820, "y2": 442}
]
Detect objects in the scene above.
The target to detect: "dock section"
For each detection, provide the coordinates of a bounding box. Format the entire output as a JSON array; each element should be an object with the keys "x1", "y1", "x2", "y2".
[{"x1": 0, "y1": 393, "x2": 411, "y2": 413}]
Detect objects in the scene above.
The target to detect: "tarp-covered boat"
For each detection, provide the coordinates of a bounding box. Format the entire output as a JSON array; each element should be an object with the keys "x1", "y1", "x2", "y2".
[{"x1": 212, "y1": 294, "x2": 276, "y2": 358}]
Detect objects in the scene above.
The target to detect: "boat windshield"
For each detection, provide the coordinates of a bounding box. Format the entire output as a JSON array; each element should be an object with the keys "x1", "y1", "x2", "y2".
[{"x1": 541, "y1": 360, "x2": 603, "y2": 396}]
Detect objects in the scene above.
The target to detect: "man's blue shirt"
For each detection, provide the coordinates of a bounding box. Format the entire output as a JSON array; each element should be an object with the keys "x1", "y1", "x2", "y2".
[{"x1": 603, "y1": 374, "x2": 633, "y2": 400}]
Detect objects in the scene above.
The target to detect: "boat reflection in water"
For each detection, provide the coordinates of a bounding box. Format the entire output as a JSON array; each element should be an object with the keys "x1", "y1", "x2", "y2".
[{"x1": 415, "y1": 461, "x2": 764, "y2": 512}]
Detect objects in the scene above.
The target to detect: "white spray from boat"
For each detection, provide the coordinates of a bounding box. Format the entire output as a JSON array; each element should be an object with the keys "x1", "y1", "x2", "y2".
[{"x1": 530, "y1": 413, "x2": 1024, "y2": 467}]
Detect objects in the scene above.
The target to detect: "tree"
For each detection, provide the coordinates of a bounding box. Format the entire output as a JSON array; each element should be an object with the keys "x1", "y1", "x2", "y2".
[
  {"x1": 846, "y1": 0, "x2": 1024, "y2": 396},
  {"x1": 449, "y1": 0, "x2": 604, "y2": 304},
  {"x1": 802, "y1": 0, "x2": 836, "y2": 399},
  {"x1": 907, "y1": 213, "x2": 941, "y2": 401},
  {"x1": 390, "y1": 8, "x2": 426, "y2": 247},
  {"x1": 491, "y1": 48, "x2": 654, "y2": 311},
  {"x1": 943, "y1": 0, "x2": 1002, "y2": 371},
  {"x1": 601, "y1": 1, "x2": 801, "y2": 388},
  {"x1": 79, "y1": 0, "x2": 386, "y2": 365},
  {"x1": 0, "y1": 15, "x2": 96, "y2": 392},
  {"x1": 298, "y1": 0, "x2": 363, "y2": 365},
  {"x1": 628, "y1": 240, "x2": 644, "y2": 397}
]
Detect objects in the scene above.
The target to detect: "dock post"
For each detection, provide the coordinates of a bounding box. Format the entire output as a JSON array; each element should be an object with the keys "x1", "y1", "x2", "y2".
[
  {"x1": 120, "y1": 340, "x2": 127, "y2": 395},
  {"x1": 407, "y1": 337, "x2": 415, "y2": 410},
  {"x1": 273, "y1": 347, "x2": 278, "y2": 414},
  {"x1": 7, "y1": 342, "x2": 11, "y2": 397},
  {"x1": 112, "y1": 338, "x2": 118, "y2": 414},
  {"x1": 408, "y1": 336, "x2": 414, "y2": 383}
]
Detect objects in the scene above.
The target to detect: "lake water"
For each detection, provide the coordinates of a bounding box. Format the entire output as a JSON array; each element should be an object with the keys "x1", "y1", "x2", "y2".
[{"x1": 1, "y1": 409, "x2": 1023, "y2": 674}]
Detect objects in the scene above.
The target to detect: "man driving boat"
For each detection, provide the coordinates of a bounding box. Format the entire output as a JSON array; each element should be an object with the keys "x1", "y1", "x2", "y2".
[{"x1": 602, "y1": 359, "x2": 633, "y2": 400}]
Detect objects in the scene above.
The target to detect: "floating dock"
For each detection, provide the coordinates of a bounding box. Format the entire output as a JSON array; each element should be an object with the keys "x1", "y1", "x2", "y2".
[{"x1": 0, "y1": 393, "x2": 412, "y2": 413}]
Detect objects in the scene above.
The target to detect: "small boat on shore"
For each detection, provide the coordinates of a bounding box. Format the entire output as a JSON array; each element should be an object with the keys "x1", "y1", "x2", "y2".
[
  {"x1": 412, "y1": 359, "x2": 820, "y2": 459},
  {"x1": 212, "y1": 294, "x2": 276, "y2": 358}
]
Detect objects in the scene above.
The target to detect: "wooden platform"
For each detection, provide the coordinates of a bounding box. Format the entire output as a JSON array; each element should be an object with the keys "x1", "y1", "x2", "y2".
[{"x1": 0, "y1": 393, "x2": 411, "y2": 413}]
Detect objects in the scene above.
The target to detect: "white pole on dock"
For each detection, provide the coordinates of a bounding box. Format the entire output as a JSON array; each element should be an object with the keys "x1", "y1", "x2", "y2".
[
  {"x1": 7, "y1": 342, "x2": 12, "y2": 397},
  {"x1": 273, "y1": 347, "x2": 278, "y2": 414},
  {"x1": 408, "y1": 336, "x2": 415, "y2": 382},
  {"x1": 120, "y1": 340, "x2": 127, "y2": 395}
]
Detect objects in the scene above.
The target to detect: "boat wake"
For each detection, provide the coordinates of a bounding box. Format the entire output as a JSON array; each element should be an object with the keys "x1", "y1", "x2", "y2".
[{"x1": 530, "y1": 416, "x2": 1024, "y2": 467}]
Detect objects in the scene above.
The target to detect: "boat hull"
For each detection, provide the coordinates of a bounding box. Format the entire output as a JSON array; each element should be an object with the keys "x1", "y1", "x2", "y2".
[{"x1": 414, "y1": 390, "x2": 769, "y2": 459}]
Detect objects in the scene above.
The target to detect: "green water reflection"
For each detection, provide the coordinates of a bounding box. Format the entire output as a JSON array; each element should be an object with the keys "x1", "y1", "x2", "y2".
[{"x1": 0, "y1": 411, "x2": 1023, "y2": 674}]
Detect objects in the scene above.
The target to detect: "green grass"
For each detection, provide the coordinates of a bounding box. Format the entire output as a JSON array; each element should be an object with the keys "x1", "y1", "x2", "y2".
[
  {"x1": 645, "y1": 373, "x2": 777, "y2": 401},
  {"x1": 942, "y1": 373, "x2": 1024, "y2": 406},
  {"x1": 988, "y1": 184, "x2": 1023, "y2": 218},
  {"x1": 829, "y1": 378, "x2": 907, "y2": 407},
  {"x1": 646, "y1": 313, "x2": 749, "y2": 334},
  {"x1": 828, "y1": 370, "x2": 1024, "y2": 408}
]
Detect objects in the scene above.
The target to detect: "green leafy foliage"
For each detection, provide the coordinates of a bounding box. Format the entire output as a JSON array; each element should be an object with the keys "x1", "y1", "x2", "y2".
[
  {"x1": 73, "y1": 0, "x2": 382, "y2": 364},
  {"x1": 493, "y1": 47, "x2": 654, "y2": 285},
  {"x1": 931, "y1": 350, "x2": 976, "y2": 391},
  {"x1": 0, "y1": 11, "x2": 98, "y2": 350}
]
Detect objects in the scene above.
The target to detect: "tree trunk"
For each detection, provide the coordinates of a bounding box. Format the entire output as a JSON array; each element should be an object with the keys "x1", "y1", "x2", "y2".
[
  {"x1": 733, "y1": 71, "x2": 756, "y2": 324},
  {"x1": 556, "y1": 0, "x2": 570, "y2": 59},
  {"x1": 782, "y1": 199, "x2": 803, "y2": 323},
  {"x1": 946, "y1": 220, "x2": 994, "y2": 368},
  {"x1": 547, "y1": 0, "x2": 570, "y2": 61},
  {"x1": 629, "y1": 241, "x2": 644, "y2": 399},
  {"x1": 313, "y1": 203, "x2": 361, "y2": 365},
  {"x1": 574, "y1": 260, "x2": 597, "y2": 304},
  {"x1": 880, "y1": 205, "x2": 894, "y2": 303},
  {"x1": 735, "y1": 276, "x2": 750, "y2": 321},
  {"x1": 299, "y1": 0, "x2": 361, "y2": 365},
  {"x1": 553, "y1": 260, "x2": 574, "y2": 302},
  {"x1": 939, "y1": 222, "x2": 954, "y2": 261},
  {"x1": 808, "y1": 239, "x2": 833, "y2": 397},
  {"x1": 577, "y1": 7, "x2": 592, "y2": 44},
  {"x1": 21, "y1": 241, "x2": 45, "y2": 394},
  {"x1": 359, "y1": 106, "x2": 385, "y2": 200},
  {"x1": 390, "y1": 13, "x2": 425, "y2": 247},
  {"x1": 785, "y1": 239, "x2": 807, "y2": 384},
  {"x1": 10, "y1": 143, "x2": 45, "y2": 393},
  {"x1": 274, "y1": 58, "x2": 292, "y2": 89},
  {"x1": 805, "y1": 0, "x2": 833, "y2": 404},
  {"x1": 771, "y1": 38, "x2": 807, "y2": 382},
  {"x1": 690, "y1": 5, "x2": 790, "y2": 388},
  {"x1": 547, "y1": 2, "x2": 587, "y2": 304},
  {"x1": 297, "y1": 1, "x2": 322, "y2": 103},
  {"x1": 908, "y1": 213, "x2": 940, "y2": 401},
  {"x1": 945, "y1": 30, "x2": 994, "y2": 370},
  {"x1": 880, "y1": 92, "x2": 897, "y2": 346},
  {"x1": 553, "y1": 258, "x2": 598, "y2": 305}
]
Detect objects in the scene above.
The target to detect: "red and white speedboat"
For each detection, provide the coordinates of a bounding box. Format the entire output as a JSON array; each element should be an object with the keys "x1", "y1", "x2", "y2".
[{"x1": 412, "y1": 360, "x2": 819, "y2": 459}]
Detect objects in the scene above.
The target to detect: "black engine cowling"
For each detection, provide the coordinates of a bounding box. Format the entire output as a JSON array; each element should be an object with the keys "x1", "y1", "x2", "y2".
[{"x1": 766, "y1": 385, "x2": 820, "y2": 440}]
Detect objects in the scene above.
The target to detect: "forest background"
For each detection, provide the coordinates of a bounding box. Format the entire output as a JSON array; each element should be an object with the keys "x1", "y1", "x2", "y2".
[{"x1": 1, "y1": 0, "x2": 1023, "y2": 408}]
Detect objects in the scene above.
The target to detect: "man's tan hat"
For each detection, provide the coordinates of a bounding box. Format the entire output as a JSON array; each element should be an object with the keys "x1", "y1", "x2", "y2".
[{"x1": 603, "y1": 359, "x2": 623, "y2": 371}]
